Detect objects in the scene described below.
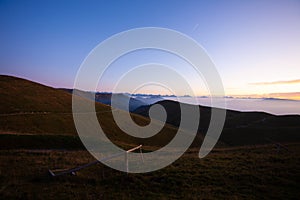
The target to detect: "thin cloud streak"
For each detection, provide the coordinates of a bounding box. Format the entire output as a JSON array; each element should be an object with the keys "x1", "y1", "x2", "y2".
[
  {"x1": 232, "y1": 92, "x2": 300, "y2": 100},
  {"x1": 268, "y1": 92, "x2": 300, "y2": 97},
  {"x1": 250, "y1": 79, "x2": 300, "y2": 85}
]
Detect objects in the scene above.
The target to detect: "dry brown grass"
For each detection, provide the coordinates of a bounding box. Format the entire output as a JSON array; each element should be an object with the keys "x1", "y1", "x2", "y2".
[{"x1": 0, "y1": 144, "x2": 299, "y2": 199}]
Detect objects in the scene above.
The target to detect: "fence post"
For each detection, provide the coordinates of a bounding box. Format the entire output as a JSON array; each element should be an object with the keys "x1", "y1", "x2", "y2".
[{"x1": 125, "y1": 151, "x2": 129, "y2": 173}]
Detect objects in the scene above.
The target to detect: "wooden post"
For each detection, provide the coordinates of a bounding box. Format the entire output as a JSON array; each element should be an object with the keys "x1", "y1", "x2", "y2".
[
  {"x1": 125, "y1": 152, "x2": 129, "y2": 173},
  {"x1": 140, "y1": 147, "x2": 144, "y2": 163}
]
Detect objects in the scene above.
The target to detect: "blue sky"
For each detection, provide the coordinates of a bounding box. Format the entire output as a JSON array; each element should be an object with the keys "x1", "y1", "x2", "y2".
[{"x1": 1, "y1": 0, "x2": 300, "y2": 99}]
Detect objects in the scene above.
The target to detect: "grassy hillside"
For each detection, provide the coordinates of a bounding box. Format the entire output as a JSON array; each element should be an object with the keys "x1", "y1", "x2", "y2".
[
  {"x1": 0, "y1": 75, "x2": 104, "y2": 135},
  {"x1": 1, "y1": 75, "x2": 75, "y2": 113},
  {"x1": 134, "y1": 100, "x2": 300, "y2": 146},
  {"x1": 0, "y1": 75, "x2": 195, "y2": 149}
]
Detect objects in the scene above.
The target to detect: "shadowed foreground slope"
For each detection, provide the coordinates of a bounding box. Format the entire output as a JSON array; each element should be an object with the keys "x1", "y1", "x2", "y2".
[{"x1": 0, "y1": 144, "x2": 299, "y2": 199}]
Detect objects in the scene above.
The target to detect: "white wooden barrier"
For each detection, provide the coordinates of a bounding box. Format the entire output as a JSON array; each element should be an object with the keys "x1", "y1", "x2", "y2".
[{"x1": 49, "y1": 145, "x2": 143, "y2": 176}]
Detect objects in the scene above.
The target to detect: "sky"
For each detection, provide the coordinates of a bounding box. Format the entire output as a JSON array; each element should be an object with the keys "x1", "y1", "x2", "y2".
[{"x1": 0, "y1": 0, "x2": 300, "y2": 99}]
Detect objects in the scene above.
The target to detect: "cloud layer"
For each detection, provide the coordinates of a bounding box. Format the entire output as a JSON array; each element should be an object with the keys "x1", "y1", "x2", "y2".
[{"x1": 250, "y1": 79, "x2": 300, "y2": 85}]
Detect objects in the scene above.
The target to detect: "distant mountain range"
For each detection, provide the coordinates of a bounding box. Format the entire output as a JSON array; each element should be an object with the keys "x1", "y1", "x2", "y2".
[{"x1": 61, "y1": 89, "x2": 163, "y2": 112}]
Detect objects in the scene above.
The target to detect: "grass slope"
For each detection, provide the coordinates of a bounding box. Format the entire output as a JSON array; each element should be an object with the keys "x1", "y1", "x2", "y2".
[
  {"x1": 134, "y1": 100, "x2": 300, "y2": 146},
  {"x1": 0, "y1": 75, "x2": 187, "y2": 149}
]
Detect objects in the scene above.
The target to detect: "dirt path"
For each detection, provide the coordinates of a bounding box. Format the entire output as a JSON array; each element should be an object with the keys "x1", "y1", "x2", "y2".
[{"x1": 0, "y1": 109, "x2": 116, "y2": 116}]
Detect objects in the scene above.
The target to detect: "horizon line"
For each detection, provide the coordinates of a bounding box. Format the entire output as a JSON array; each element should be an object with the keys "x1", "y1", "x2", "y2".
[{"x1": 1, "y1": 74, "x2": 300, "y2": 101}]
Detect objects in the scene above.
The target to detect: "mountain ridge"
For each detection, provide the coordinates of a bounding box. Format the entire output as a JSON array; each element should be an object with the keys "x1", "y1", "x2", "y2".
[{"x1": 133, "y1": 100, "x2": 300, "y2": 146}]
